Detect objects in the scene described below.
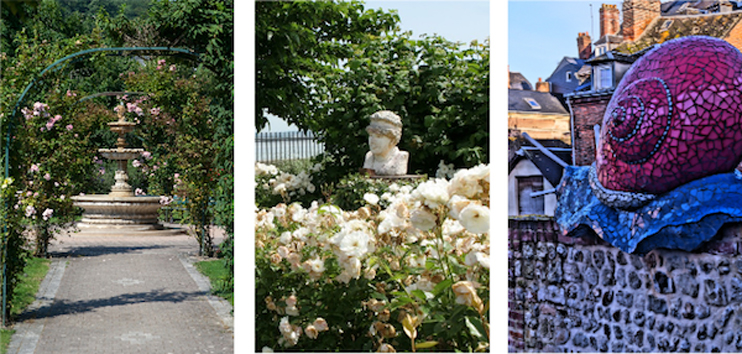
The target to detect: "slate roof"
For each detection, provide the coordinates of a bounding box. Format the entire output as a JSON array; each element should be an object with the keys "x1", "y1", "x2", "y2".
[
  {"x1": 594, "y1": 34, "x2": 624, "y2": 46},
  {"x1": 508, "y1": 89, "x2": 570, "y2": 115},
  {"x1": 615, "y1": 10, "x2": 742, "y2": 54},
  {"x1": 509, "y1": 72, "x2": 533, "y2": 90},
  {"x1": 508, "y1": 136, "x2": 572, "y2": 187},
  {"x1": 545, "y1": 57, "x2": 587, "y2": 96},
  {"x1": 662, "y1": 0, "x2": 741, "y2": 16}
]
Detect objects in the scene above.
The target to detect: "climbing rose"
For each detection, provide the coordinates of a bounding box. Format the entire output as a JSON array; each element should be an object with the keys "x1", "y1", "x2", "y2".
[
  {"x1": 42, "y1": 208, "x2": 53, "y2": 221},
  {"x1": 25, "y1": 205, "x2": 36, "y2": 218}
]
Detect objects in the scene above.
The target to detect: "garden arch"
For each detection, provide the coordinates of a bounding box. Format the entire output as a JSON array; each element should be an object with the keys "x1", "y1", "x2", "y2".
[{"x1": 2, "y1": 47, "x2": 202, "y2": 327}]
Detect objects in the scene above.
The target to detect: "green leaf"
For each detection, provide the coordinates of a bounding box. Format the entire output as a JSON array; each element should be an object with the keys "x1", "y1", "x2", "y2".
[
  {"x1": 415, "y1": 341, "x2": 439, "y2": 349},
  {"x1": 465, "y1": 316, "x2": 486, "y2": 339},
  {"x1": 411, "y1": 289, "x2": 427, "y2": 301},
  {"x1": 432, "y1": 278, "x2": 453, "y2": 296}
]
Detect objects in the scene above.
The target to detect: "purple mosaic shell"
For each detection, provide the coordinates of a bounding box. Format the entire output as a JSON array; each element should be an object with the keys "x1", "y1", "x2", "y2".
[{"x1": 596, "y1": 36, "x2": 742, "y2": 197}]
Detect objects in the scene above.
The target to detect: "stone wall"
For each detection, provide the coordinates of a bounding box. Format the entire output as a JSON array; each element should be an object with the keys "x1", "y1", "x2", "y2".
[{"x1": 509, "y1": 217, "x2": 742, "y2": 352}]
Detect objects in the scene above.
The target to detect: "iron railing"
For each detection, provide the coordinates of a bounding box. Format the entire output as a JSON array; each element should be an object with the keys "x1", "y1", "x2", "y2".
[{"x1": 256, "y1": 131, "x2": 324, "y2": 163}]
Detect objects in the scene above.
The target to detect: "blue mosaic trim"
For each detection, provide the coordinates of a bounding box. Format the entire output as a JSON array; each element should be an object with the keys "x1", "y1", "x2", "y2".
[
  {"x1": 588, "y1": 163, "x2": 656, "y2": 210},
  {"x1": 608, "y1": 95, "x2": 643, "y2": 142},
  {"x1": 555, "y1": 165, "x2": 742, "y2": 255}
]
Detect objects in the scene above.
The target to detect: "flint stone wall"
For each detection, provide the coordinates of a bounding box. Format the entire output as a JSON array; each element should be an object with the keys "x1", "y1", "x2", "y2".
[{"x1": 508, "y1": 217, "x2": 742, "y2": 352}]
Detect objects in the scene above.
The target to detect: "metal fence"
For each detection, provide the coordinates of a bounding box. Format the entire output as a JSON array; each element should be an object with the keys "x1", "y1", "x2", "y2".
[{"x1": 256, "y1": 131, "x2": 325, "y2": 163}]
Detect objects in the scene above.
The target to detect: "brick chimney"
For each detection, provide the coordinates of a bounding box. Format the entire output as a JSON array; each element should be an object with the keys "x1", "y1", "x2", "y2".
[
  {"x1": 600, "y1": 4, "x2": 621, "y2": 37},
  {"x1": 622, "y1": 0, "x2": 661, "y2": 42},
  {"x1": 577, "y1": 32, "x2": 592, "y2": 60},
  {"x1": 535, "y1": 78, "x2": 550, "y2": 93}
]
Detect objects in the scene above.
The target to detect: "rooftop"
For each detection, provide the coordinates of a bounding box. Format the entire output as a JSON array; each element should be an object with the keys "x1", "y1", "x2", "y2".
[{"x1": 616, "y1": 10, "x2": 742, "y2": 54}]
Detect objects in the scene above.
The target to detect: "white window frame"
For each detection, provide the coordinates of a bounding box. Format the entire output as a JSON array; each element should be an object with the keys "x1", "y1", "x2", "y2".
[
  {"x1": 566, "y1": 71, "x2": 572, "y2": 82},
  {"x1": 595, "y1": 65, "x2": 613, "y2": 90},
  {"x1": 523, "y1": 98, "x2": 541, "y2": 109}
]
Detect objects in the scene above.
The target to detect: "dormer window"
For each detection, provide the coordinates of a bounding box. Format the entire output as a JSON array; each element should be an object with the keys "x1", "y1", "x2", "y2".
[
  {"x1": 566, "y1": 71, "x2": 573, "y2": 82},
  {"x1": 596, "y1": 65, "x2": 613, "y2": 90},
  {"x1": 523, "y1": 98, "x2": 541, "y2": 109}
]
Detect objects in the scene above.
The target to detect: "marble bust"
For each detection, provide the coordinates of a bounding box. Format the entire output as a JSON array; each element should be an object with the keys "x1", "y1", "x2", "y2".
[{"x1": 363, "y1": 110, "x2": 409, "y2": 176}]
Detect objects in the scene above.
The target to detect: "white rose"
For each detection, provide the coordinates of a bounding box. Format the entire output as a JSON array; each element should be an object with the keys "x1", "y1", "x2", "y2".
[
  {"x1": 363, "y1": 192, "x2": 380, "y2": 205},
  {"x1": 410, "y1": 208, "x2": 437, "y2": 231},
  {"x1": 411, "y1": 178, "x2": 450, "y2": 209},
  {"x1": 338, "y1": 231, "x2": 371, "y2": 259},
  {"x1": 458, "y1": 204, "x2": 490, "y2": 234},
  {"x1": 279, "y1": 231, "x2": 292, "y2": 245}
]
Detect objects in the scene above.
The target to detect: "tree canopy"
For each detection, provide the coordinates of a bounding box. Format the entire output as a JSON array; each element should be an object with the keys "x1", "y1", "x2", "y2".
[
  {"x1": 256, "y1": 1, "x2": 489, "y2": 177},
  {"x1": 255, "y1": 0, "x2": 399, "y2": 131}
]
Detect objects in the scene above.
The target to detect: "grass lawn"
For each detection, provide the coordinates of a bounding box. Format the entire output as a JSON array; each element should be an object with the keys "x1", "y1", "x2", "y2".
[
  {"x1": 195, "y1": 259, "x2": 233, "y2": 306},
  {"x1": 1, "y1": 257, "x2": 51, "y2": 354}
]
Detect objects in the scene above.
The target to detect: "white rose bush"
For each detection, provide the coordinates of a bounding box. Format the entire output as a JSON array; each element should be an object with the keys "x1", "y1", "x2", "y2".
[
  {"x1": 256, "y1": 162, "x2": 322, "y2": 208},
  {"x1": 256, "y1": 164, "x2": 490, "y2": 351}
]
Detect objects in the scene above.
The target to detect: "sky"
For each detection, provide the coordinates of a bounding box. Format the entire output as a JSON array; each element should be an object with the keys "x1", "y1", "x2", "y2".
[
  {"x1": 264, "y1": 0, "x2": 492, "y2": 132},
  {"x1": 509, "y1": 0, "x2": 623, "y2": 85}
]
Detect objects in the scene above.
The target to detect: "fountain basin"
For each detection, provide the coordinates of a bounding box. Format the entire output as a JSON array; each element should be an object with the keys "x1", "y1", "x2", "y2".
[
  {"x1": 72, "y1": 194, "x2": 164, "y2": 230},
  {"x1": 99, "y1": 148, "x2": 144, "y2": 161}
]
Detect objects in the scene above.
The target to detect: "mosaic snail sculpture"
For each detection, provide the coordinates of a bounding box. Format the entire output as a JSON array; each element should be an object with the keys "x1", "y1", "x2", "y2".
[{"x1": 555, "y1": 36, "x2": 742, "y2": 254}]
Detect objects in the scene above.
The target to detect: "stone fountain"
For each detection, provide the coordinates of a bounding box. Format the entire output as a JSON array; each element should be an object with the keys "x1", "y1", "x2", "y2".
[{"x1": 72, "y1": 106, "x2": 182, "y2": 234}]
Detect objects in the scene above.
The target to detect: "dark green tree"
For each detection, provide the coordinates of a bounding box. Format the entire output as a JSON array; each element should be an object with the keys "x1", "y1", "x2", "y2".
[
  {"x1": 255, "y1": 0, "x2": 399, "y2": 131},
  {"x1": 313, "y1": 33, "x2": 489, "y2": 180}
]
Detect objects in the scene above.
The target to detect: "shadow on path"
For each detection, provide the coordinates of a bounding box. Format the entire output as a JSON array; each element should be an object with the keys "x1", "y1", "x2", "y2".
[
  {"x1": 22, "y1": 289, "x2": 205, "y2": 320},
  {"x1": 50, "y1": 245, "x2": 172, "y2": 257}
]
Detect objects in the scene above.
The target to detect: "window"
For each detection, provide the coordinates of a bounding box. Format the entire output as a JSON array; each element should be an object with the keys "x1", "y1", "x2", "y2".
[
  {"x1": 517, "y1": 176, "x2": 544, "y2": 215},
  {"x1": 600, "y1": 67, "x2": 612, "y2": 89},
  {"x1": 566, "y1": 71, "x2": 572, "y2": 82},
  {"x1": 595, "y1": 65, "x2": 613, "y2": 90},
  {"x1": 523, "y1": 98, "x2": 541, "y2": 109}
]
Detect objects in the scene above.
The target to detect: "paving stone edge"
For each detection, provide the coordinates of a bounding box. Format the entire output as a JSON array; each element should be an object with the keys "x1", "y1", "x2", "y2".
[
  {"x1": 178, "y1": 253, "x2": 234, "y2": 332},
  {"x1": 7, "y1": 259, "x2": 67, "y2": 354}
]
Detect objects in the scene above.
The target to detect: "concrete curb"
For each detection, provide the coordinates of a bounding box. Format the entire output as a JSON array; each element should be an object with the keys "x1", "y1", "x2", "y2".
[
  {"x1": 178, "y1": 254, "x2": 234, "y2": 332},
  {"x1": 7, "y1": 259, "x2": 67, "y2": 354}
]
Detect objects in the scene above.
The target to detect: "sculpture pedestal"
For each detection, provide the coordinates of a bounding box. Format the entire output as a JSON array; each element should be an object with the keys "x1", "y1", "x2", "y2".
[{"x1": 360, "y1": 168, "x2": 425, "y2": 181}]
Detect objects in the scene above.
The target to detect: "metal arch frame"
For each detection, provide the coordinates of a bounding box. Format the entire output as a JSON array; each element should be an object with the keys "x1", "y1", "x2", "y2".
[{"x1": 1, "y1": 47, "x2": 200, "y2": 328}]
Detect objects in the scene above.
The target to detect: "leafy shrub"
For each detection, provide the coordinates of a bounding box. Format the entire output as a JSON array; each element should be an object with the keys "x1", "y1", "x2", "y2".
[
  {"x1": 312, "y1": 33, "x2": 489, "y2": 183},
  {"x1": 327, "y1": 173, "x2": 398, "y2": 211},
  {"x1": 255, "y1": 161, "x2": 324, "y2": 209}
]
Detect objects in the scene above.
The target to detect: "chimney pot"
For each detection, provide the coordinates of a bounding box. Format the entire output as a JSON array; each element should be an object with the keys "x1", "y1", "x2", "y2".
[{"x1": 577, "y1": 32, "x2": 592, "y2": 60}]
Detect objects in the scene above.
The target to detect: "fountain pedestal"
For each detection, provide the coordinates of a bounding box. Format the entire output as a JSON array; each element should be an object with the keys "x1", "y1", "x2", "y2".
[{"x1": 72, "y1": 105, "x2": 184, "y2": 235}]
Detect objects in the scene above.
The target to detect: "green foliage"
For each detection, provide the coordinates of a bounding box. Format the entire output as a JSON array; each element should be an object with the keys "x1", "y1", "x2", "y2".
[
  {"x1": 255, "y1": 161, "x2": 324, "y2": 209},
  {"x1": 9, "y1": 257, "x2": 50, "y2": 317},
  {"x1": 0, "y1": 178, "x2": 28, "y2": 322},
  {"x1": 326, "y1": 173, "x2": 394, "y2": 211},
  {"x1": 13, "y1": 92, "x2": 113, "y2": 256},
  {"x1": 1, "y1": 328, "x2": 12, "y2": 354},
  {"x1": 0, "y1": 256, "x2": 50, "y2": 352},
  {"x1": 255, "y1": 0, "x2": 399, "y2": 131},
  {"x1": 195, "y1": 259, "x2": 233, "y2": 306},
  {"x1": 316, "y1": 34, "x2": 490, "y2": 180}
]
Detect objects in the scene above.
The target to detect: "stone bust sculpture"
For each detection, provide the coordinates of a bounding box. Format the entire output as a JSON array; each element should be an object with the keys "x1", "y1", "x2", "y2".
[{"x1": 363, "y1": 110, "x2": 409, "y2": 176}]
